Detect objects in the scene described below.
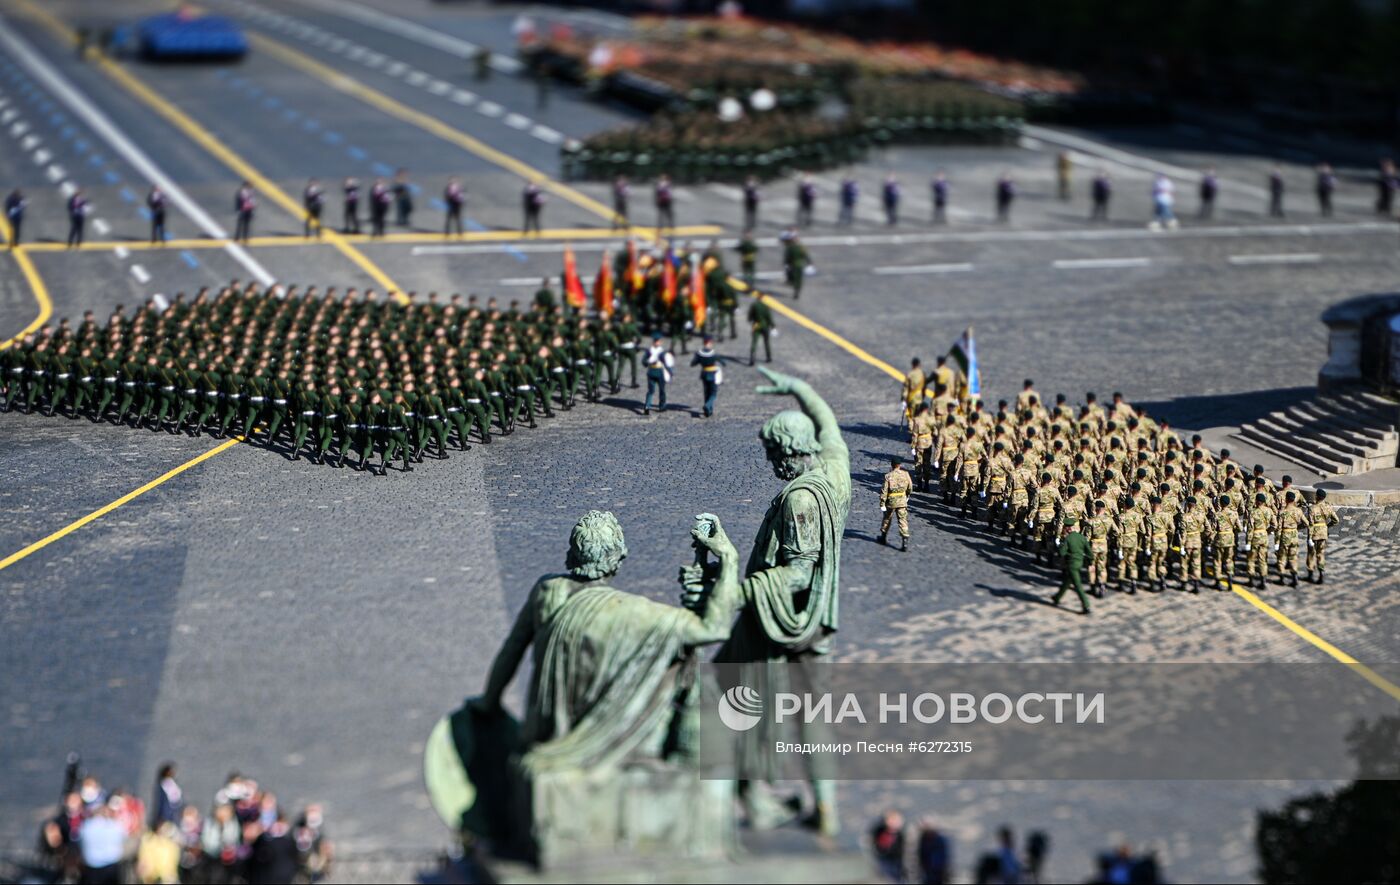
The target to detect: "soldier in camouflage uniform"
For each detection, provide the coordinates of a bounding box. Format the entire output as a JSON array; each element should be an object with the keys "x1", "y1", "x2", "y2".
[
  {"x1": 1306, "y1": 488, "x2": 1338, "y2": 584},
  {"x1": 878, "y1": 456, "x2": 913, "y2": 552}
]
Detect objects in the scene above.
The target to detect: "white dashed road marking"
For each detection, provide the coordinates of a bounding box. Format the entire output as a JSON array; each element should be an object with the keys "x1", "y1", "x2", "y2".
[
  {"x1": 1052, "y1": 256, "x2": 1152, "y2": 270},
  {"x1": 873, "y1": 262, "x2": 976, "y2": 275},
  {"x1": 130, "y1": 264, "x2": 151, "y2": 283},
  {"x1": 1227, "y1": 252, "x2": 1322, "y2": 265}
]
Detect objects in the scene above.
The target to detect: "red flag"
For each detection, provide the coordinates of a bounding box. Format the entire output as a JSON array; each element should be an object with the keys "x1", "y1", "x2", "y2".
[
  {"x1": 563, "y1": 245, "x2": 586, "y2": 309},
  {"x1": 594, "y1": 259, "x2": 614, "y2": 317},
  {"x1": 690, "y1": 262, "x2": 706, "y2": 330},
  {"x1": 626, "y1": 240, "x2": 642, "y2": 292},
  {"x1": 661, "y1": 253, "x2": 677, "y2": 308}
]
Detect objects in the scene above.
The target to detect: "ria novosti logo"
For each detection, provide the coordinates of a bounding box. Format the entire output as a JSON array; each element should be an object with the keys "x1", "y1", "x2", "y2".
[{"x1": 717, "y1": 685, "x2": 763, "y2": 731}]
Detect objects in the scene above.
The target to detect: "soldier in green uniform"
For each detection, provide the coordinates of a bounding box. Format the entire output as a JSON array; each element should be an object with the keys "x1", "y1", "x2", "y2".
[
  {"x1": 1051, "y1": 516, "x2": 1091, "y2": 614},
  {"x1": 315, "y1": 383, "x2": 345, "y2": 465},
  {"x1": 747, "y1": 296, "x2": 774, "y2": 366},
  {"x1": 878, "y1": 456, "x2": 912, "y2": 552},
  {"x1": 382, "y1": 391, "x2": 414, "y2": 474},
  {"x1": 782, "y1": 232, "x2": 810, "y2": 299},
  {"x1": 1305, "y1": 488, "x2": 1338, "y2": 583},
  {"x1": 616, "y1": 313, "x2": 641, "y2": 389},
  {"x1": 735, "y1": 229, "x2": 759, "y2": 285}
]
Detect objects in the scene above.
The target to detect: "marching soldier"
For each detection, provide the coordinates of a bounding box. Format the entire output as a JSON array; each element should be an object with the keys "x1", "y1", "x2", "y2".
[
  {"x1": 878, "y1": 456, "x2": 912, "y2": 552},
  {"x1": 1245, "y1": 492, "x2": 1274, "y2": 589},
  {"x1": 742, "y1": 176, "x2": 761, "y2": 230},
  {"x1": 1211, "y1": 493, "x2": 1241, "y2": 589},
  {"x1": 909, "y1": 402, "x2": 936, "y2": 492},
  {"x1": 782, "y1": 231, "x2": 810, "y2": 299},
  {"x1": 747, "y1": 296, "x2": 774, "y2": 365},
  {"x1": 1085, "y1": 499, "x2": 1113, "y2": 597},
  {"x1": 736, "y1": 229, "x2": 760, "y2": 285},
  {"x1": 1275, "y1": 491, "x2": 1306, "y2": 587},
  {"x1": 1115, "y1": 490, "x2": 1145, "y2": 593},
  {"x1": 984, "y1": 441, "x2": 1013, "y2": 533},
  {"x1": 1179, "y1": 495, "x2": 1208, "y2": 593},
  {"x1": 901, "y1": 357, "x2": 926, "y2": 427},
  {"x1": 1145, "y1": 496, "x2": 1172, "y2": 592},
  {"x1": 1305, "y1": 489, "x2": 1338, "y2": 584},
  {"x1": 643, "y1": 331, "x2": 673, "y2": 416}
]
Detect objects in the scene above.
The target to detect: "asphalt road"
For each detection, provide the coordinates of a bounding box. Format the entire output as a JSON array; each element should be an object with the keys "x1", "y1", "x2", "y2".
[{"x1": 1, "y1": 1, "x2": 1398, "y2": 881}]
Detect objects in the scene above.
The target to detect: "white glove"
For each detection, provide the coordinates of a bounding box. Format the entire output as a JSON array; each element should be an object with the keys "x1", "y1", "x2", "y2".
[{"x1": 881, "y1": 506, "x2": 887, "y2": 513}]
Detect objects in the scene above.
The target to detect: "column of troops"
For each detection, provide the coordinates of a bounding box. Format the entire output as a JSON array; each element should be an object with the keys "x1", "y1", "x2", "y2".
[
  {"x1": 898, "y1": 364, "x2": 1340, "y2": 593},
  {"x1": 0, "y1": 282, "x2": 666, "y2": 475}
]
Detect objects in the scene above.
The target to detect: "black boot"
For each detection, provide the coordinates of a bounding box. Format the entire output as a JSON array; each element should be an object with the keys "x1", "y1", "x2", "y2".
[
  {"x1": 1290, "y1": 572, "x2": 1298, "y2": 588},
  {"x1": 1316, "y1": 570, "x2": 1324, "y2": 585},
  {"x1": 877, "y1": 533, "x2": 887, "y2": 546},
  {"x1": 1190, "y1": 580, "x2": 1200, "y2": 594},
  {"x1": 900, "y1": 537, "x2": 908, "y2": 552}
]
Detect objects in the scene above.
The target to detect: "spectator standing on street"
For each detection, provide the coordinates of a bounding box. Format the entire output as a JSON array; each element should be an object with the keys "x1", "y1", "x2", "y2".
[
  {"x1": 1056, "y1": 150, "x2": 1072, "y2": 200},
  {"x1": 6, "y1": 187, "x2": 27, "y2": 246},
  {"x1": 294, "y1": 804, "x2": 333, "y2": 883},
  {"x1": 1151, "y1": 175, "x2": 1177, "y2": 230},
  {"x1": 1268, "y1": 165, "x2": 1286, "y2": 217},
  {"x1": 1376, "y1": 158, "x2": 1397, "y2": 216},
  {"x1": 149, "y1": 762, "x2": 183, "y2": 829},
  {"x1": 917, "y1": 818, "x2": 951, "y2": 885},
  {"x1": 233, "y1": 182, "x2": 255, "y2": 244},
  {"x1": 201, "y1": 803, "x2": 241, "y2": 884},
  {"x1": 838, "y1": 174, "x2": 858, "y2": 225},
  {"x1": 995, "y1": 173, "x2": 1015, "y2": 222},
  {"x1": 871, "y1": 810, "x2": 907, "y2": 883},
  {"x1": 67, "y1": 187, "x2": 90, "y2": 248},
  {"x1": 342, "y1": 177, "x2": 361, "y2": 234},
  {"x1": 393, "y1": 168, "x2": 413, "y2": 228},
  {"x1": 1025, "y1": 830, "x2": 1049, "y2": 882},
  {"x1": 443, "y1": 177, "x2": 466, "y2": 236},
  {"x1": 742, "y1": 175, "x2": 760, "y2": 229},
  {"x1": 1090, "y1": 170, "x2": 1112, "y2": 221},
  {"x1": 78, "y1": 799, "x2": 128, "y2": 885},
  {"x1": 796, "y1": 174, "x2": 817, "y2": 227},
  {"x1": 1198, "y1": 168, "x2": 1218, "y2": 219},
  {"x1": 612, "y1": 175, "x2": 629, "y2": 230},
  {"x1": 1315, "y1": 163, "x2": 1337, "y2": 217},
  {"x1": 137, "y1": 821, "x2": 182, "y2": 884},
  {"x1": 369, "y1": 178, "x2": 391, "y2": 238},
  {"x1": 654, "y1": 174, "x2": 675, "y2": 234},
  {"x1": 931, "y1": 170, "x2": 949, "y2": 223},
  {"x1": 883, "y1": 173, "x2": 901, "y2": 225},
  {"x1": 522, "y1": 182, "x2": 544, "y2": 235},
  {"x1": 247, "y1": 811, "x2": 298, "y2": 885}
]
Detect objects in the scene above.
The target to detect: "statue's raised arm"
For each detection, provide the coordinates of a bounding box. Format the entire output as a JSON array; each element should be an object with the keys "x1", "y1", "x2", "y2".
[{"x1": 754, "y1": 366, "x2": 849, "y2": 477}]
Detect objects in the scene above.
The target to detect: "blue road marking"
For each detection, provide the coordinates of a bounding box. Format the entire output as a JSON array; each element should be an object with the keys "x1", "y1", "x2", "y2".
[
  {"x1": 323, "y1": 131, "x2": 343, "y2": 144},
  {"x1": 371, "y1": 161, "x2": 393, "y2": 176},
  {"x1": 50, "y1": 112, "x2": 64, "y2": 125},
  {"x1": 103, "y1": 170, "x2": 120, "y2": 184},
  {"x1": 467, "y1": 218, "x2": 527, "y2": 262},
  {"x1": 89, "y1": 153, "x2": 104, "y2": 166},
  {"x1": 60, "y1": 126, "x2": 74, "y2": 140},
  {"x1": 138, "y1": 206, "x2": 152, "y2": 220},
  {"x1": 73, "y1": 139, "x2": 88, "y2": 153},
  {"x1": 347, "y1": 146, "x2": 367, "y2": 160},
  {"x1": 263, "y1": 96, "x2": 281, "y2": 109},
  {"x1": 303, "y1": 118, "x2": 321, "y2": 132},
  {"x1": 283, "y1": 109, "x2": 300, "y2": 122},
  {"x1": 120, "y1": 187, "x2": 136, "y2": 203},
  {"x1": 181, "y1": 250, "x2": 199, "y2": 268},
  {"x1": 431, "y1": 198, "x2": 447, "y2": 211},
  {"x1": 246, "y1": 86, "x2": 263, "y2": 98}
]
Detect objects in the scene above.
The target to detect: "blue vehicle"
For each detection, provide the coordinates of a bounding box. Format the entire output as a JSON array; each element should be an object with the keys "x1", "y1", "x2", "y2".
[{"x1": 111, "y1": 10, "x2": 248, "y2": 61}]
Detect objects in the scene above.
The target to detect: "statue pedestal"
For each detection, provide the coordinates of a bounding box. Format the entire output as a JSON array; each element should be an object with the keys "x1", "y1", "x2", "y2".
[
  {"x1": 525, "y1": 762, "x2": 736, "y2": 869},
  {"x1": 488, "y1": 819, "x2": 870, "y2": 884}
]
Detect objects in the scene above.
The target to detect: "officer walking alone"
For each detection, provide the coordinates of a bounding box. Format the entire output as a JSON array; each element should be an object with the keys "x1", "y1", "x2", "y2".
[
  {"x1": 1051, "y1": 515, "x2": 1091, "y2": 615},
  {"x1": 643, "y1": 330, "x2": 673, "y2": 416}
]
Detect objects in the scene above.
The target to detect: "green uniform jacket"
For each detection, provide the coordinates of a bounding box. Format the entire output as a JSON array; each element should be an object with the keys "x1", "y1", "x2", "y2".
[{"x1": 1061, "y1": 530, "x2": 1089, "y2": 567}]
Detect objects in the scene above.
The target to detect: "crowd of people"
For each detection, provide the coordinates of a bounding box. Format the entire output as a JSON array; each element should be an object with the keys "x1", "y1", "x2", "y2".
[
  {"x1": 0, "y1": 234, "x2": 800, "y2": 469},
  {"x1": 29, "y1": 759, "x2": 330, "y2": 885},
  {"x1": 868, "y1": 811, "x2": 1163, "y2": 884},
  {"x1": 884, "y1": 360, "x2": 1341, "y2": 614}
]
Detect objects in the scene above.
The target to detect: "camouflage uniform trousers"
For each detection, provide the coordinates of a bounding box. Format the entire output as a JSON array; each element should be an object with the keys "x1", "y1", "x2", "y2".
[
  {"x1": 1246, "y1": 534, "x2": 1270, "y2": 577},
  {"x1": 1278, "y1": 535, "x2": 1300, "y2": 578},
  {"x1": 1182, "y1": 539, "x2": 1203, "y2": 581},
  {"x1": 1212, "y1": 539, "x2": 1237, "y2": 583},
  {"x1": 880, "y1": 504, "x2": 909, "y2": 539},
  {"x1": 1305, "y1": 538, "x2": 1327, "y2": 573},
  {"x1": 1117, "y1": 543, "x2": 1140, "y2": 582},
  {"x1": 1147, "y1": 539, "x2": 1170, "y2": 581}
]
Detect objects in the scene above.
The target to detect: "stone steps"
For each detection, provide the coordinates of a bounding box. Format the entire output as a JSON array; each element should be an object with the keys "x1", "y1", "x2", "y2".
[{"x1": 1234, "y1": 391, "x2": 1399, "y2": 477}]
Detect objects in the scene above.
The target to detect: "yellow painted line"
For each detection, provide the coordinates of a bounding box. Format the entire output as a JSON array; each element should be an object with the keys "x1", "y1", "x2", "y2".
[
  {"x1": 0, "y1": 437, "x2": 242, "y2": 573},
  {"x1": 1228, "y1": 580, "x2": 1400, "y2": 703},
  {"x1": 247, "y1": 31, "x2": 624, "y2": 227},
  {"x1": 0, "y1": 215, "x2": 54, "y2": 351},
  {"x1": 18, "y1": 225, "x2": 723, "y2": 253},
  {"x1": 727, "y1": 276, "x2": 903, "y2": 381},
  {"x1": 11, "y1": 0, "x2": 404, "y2": 301}
]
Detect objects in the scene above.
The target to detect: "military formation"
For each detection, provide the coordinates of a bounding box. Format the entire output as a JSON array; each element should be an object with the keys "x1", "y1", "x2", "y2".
[
  {"x1": 0, "y1": 236, "x2": 770, "y2": 473},
  {"x1": 885, "y1": 363, "x2": 1341, "y2": 613}
]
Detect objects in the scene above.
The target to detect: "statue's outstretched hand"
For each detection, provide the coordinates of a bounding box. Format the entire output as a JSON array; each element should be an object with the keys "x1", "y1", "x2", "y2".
[
  {"x1": 691, "y1": 513, "x2": 736, "y2": 560},
  {"x1": 754, "y1": 365, "x2": 800, "y2": 397}
]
